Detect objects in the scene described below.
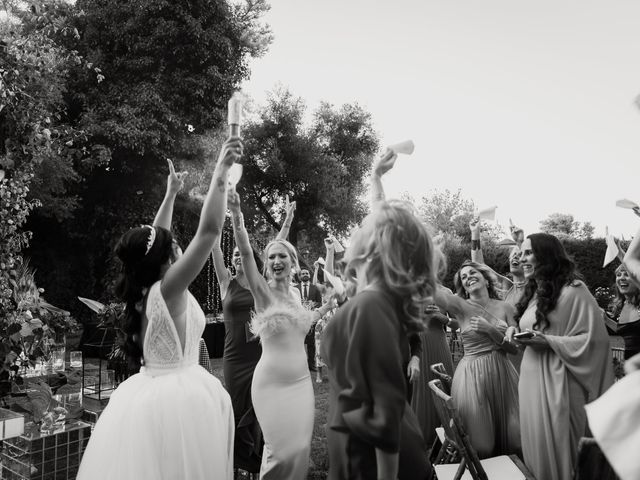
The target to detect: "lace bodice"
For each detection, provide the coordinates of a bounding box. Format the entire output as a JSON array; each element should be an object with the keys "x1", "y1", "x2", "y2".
[{"x1": 142, "y1": 281, "x2": 205, "y2": 372}]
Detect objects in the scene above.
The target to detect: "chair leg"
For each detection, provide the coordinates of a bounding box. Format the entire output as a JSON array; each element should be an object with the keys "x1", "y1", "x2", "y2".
[
  {"x1": 453, "y1": 458, "x2": 467, "y2": 480},
  {"x1": 433, "y1": 439, "x2": 449, "y2": 465},
  {"x1": 429, "y1": 436, "x2": 443, "y2": 463}
]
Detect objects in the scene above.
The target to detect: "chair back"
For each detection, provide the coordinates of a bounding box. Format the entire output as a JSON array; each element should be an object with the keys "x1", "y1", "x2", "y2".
[
  {"x1": 430, "y1": 362, "x2": 452, "y2": 393},
  {"x1": 572, "y1": 437, "x2": 619, "y2": 480},
  {"x1": 428, "y1": 379, "x2": 488, "y2": 480}
]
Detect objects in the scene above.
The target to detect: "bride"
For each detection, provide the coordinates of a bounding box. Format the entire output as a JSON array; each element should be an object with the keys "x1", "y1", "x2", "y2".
[
  {"x1": 77, "y1": 139, "x2": 242, "y2": 480},
  {"x1": 227, "y1": 186, "x2": 333, "y2": 480}
]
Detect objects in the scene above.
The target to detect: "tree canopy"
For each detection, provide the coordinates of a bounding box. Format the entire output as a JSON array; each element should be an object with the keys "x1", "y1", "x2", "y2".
[
  {"x1": 539, "y1": 212, "x2": 594, "y2": 240},
  {"x1": 237, "y1": 88, "x2": 380, "y2": 263}
]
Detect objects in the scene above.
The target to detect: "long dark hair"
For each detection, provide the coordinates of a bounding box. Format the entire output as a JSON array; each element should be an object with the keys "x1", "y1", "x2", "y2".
[
  {"x1": 453, "y1": 260, "x2": 500, "y2": 300},
  {"x1": 515, "y1": 233, "x2": 581, "y2": 331},
  {"x1": 608, "y1": 264, "x2": 640, "y2": 319},
  {"x1": 114, "y1": 226, "x2": 173, "y2": 370}
]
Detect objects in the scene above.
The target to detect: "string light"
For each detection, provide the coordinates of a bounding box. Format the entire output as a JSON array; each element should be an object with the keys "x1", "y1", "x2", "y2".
[{"x1": 204, "y1": 224, "x2": 235, "y2": 314}]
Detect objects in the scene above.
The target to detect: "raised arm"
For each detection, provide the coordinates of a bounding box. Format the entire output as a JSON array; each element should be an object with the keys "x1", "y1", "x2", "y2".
[
  {"x1": 469, "y1": 216, "x2": 484, "y2": 264},
  {"x1": 509, "y1": 219, "x2": 525, "y2": 249},
  {"x1": 212, "y1": 237, "x2": 232, "y2": 300},
  {"x1": 228, "y1": 187, "x2": 271, "y2": 310},
  {"x1": 275, "y1": 196, "x2": 296, "y2": 241},
  {"x1": 469, "y1": 216, "x2": 513, "y2": 291},
  {"x1": 370, "y1": 149, "x2": 397, "y2": 210},
  {"x1": 161, "y1": 138, "x2": 241, "y2": 300},
  {"x1": 623, "y1": 225, "x2": 640, "y2": 288},
  {"x1": 153, "y1": 159, "x2": 187, "y2": 230},
  {"x1": 324, "y1": 237, "x2": 336, "y2": 276}
]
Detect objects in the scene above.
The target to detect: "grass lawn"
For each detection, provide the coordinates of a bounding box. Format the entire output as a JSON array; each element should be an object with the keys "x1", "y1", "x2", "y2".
[{"x1": 209, "y1": 358, "x2": 329, "y2": 479}]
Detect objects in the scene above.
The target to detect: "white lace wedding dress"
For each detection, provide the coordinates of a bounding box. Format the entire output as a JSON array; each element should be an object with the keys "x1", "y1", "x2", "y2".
[{"x1": 77, "y1": 281, "x2": 234, "y2": 480}]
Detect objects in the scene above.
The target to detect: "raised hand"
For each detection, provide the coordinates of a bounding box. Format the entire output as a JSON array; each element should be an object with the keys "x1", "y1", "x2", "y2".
[
  {"x1": 469, "y1": 216, "x2": 480, "y2": 237},
  {"x1": 285, "y1": 195, "x2": 296, "y2": 219},
  {"x1": 373, "y1": 149, "x2": 398, "y2": 177},
  {"x1": 219, "y1": 137, "x2": 243, "y2": 167},
  {"x1": 227, "y1": 186, "x2": 241, "y2": 214},
  {"x1": 166, "y1": 159, "x2": 187, "y2": 196},
  {"x1": 509, "y1": 218, "x2": 524, "y2": 244}
]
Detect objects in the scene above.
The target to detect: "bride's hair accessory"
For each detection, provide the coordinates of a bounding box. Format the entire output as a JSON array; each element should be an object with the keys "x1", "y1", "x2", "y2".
[{"x1": 143, "y1": 225, "x2": 156, "y2": 255}]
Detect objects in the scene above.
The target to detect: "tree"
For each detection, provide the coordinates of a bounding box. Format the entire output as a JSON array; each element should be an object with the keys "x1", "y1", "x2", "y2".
[
  {"x1": 236, "y1": 88, "x2": 380, "y2": 263},
  {"x1": 18, "y1": 0, "x2": 271, "y2": 313},
  {"x1": 539, "y1": 213, "x2": 594, "y2": 240},
  {"x1": 0, "y1": 0, "x2": 97, "y2": 315},
  {"x1": 415, "y1": 189, "x2": 504, "y2": 243}
]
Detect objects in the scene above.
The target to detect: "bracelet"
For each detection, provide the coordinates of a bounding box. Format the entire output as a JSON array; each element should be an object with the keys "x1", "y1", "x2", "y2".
[{"x1": 471, "y1": 239, "x2": 481, "y2": 251}]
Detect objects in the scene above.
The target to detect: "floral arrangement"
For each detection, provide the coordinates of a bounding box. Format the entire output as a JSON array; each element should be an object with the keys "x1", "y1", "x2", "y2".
[{"x1": 0, "y1": 260, "x2": 78, "y2": 397}]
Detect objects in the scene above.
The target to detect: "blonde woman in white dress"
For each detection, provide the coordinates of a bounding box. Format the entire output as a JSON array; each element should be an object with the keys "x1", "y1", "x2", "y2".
[{"x1": 227, "y1": 187, "x2": 333, "y2": 480}]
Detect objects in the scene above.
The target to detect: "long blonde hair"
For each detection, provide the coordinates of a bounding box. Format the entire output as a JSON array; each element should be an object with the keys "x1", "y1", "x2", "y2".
[{"x1": 345, "y1": 200, "x2": 439, "y2": 334}]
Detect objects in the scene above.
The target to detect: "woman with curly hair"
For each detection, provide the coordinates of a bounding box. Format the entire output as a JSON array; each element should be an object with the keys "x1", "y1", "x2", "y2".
[
  {"x1": 320, "y1": 149, "x2": 433, "y2": 480},
  {"x1": 515, "y1": 233, "x2": 614, "y2": 480},
  {"x1": 78, "y1": 140, "x2": 243, "y2": 480},
  {"x1": 607, "y1": 264, "x2": 640, "y2": 360},
  {"x1": 434, "y1": 259, "x2": 521, "y2": 458}
]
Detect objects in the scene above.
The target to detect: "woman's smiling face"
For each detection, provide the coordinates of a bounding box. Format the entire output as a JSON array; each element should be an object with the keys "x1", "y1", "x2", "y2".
[
  {"x1": 519, "y1": 238, "x2": 538, "y2": 279},
  {"x1": 266, "y1": 243, "x2": 292, "y2": 279},
  {"x1": 459, "y1": 266, "x2": 486, "y2": 295}
]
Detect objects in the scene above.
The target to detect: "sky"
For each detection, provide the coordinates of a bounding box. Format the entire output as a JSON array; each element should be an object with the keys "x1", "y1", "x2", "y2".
[{"x1": 241, "y1": 0, "x2": 640, "y2": 239}]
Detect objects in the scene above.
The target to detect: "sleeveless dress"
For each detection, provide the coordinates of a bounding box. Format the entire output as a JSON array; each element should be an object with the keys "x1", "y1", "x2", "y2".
[
  {"x1": 450, "y1": 322, "x2": 520, "y2": 458},
  {"x1": 250, "y1": 299, "x2": 314, "y2": 480},
  {"x1": 222, "y1": 279, "x2": 263, "y2": 472},
  {"x1": 410, "y1": 311, "x2": 454, "y2": 444},
  {"x1": 77, "y1": 281, "x2": 234, "y2": 480}
]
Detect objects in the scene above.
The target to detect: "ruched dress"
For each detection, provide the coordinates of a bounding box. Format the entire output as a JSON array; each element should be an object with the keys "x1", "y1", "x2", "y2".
[
  {"x1": 450, "y1": 321, "x2": 520, "y2": 458},
  {"x1": 250, "y1": 299, "x2": 315, "y2": 480},
  {"x1": 77, "y1": 281, "x2": 234, "y2": 480},
  {"x1": 222, "y1": 279, "x2": 263, "y2": 472}
]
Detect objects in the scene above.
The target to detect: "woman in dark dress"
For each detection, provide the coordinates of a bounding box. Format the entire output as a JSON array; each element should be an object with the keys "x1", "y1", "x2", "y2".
[
  {"x1": 607, "y1": 264, "x2": 640, "y2": 359},
  {"x1": 214, "y1": 246, "x2": 263, "y2": 473},
  {"x1": 321, "y1": 149, "x2": 435, "y2": 480}
]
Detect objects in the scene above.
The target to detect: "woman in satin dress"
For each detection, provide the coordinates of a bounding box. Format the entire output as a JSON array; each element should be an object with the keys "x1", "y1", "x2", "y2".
[{"x1": 227, "y1": 187, "x2": 334, "y2": 480}]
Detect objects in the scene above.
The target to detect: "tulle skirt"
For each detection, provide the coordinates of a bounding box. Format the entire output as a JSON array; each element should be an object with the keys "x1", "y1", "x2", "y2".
[
  {"x1": 451, "y1": 350, "x2": 520, "y2": 458},
  {"x1": 77, "y1": 364, "x2": 234, "y2": 480}
]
